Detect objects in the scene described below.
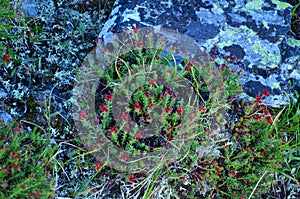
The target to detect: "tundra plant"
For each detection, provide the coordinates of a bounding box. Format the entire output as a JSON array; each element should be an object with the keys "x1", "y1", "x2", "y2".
[
  {"x1": 0, "y1": 120, "x2": 55, "y2": 198},
  {"x1": 72, "y1": 26, "x2": 242, "y2": 173}
]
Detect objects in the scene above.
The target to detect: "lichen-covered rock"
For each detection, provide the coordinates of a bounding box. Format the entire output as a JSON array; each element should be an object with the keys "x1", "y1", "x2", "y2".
[
  {"x1": 21, "y1": 0, "x2": 39, "y2": 16},
  {"x1": 99, "y1": 0, "x2": 300, "y2": 106},
  {"x1": 0, "y1": 110, "x2": 13, "y2": 126},
  {"x1": 0, "y1": 88, "x2": 7, "y2": 99}
]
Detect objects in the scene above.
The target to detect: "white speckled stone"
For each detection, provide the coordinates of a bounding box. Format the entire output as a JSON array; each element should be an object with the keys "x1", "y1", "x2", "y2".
[
  {"x1": 0, "y1": 110, "x2": 13, "y2": 126},
  {"x1": 99, "y1": 0, "x2": 300, "y2": 106}
]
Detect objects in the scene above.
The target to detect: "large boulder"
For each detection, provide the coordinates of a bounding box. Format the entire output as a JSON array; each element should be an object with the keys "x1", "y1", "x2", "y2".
[{"x1": 98, "y1": 0, "x2": 300, "y2": 106}]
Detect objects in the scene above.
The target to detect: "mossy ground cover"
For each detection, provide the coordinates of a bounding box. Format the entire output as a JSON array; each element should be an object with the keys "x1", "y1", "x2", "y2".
[{"x1": 0, "y1": 0, "x2": 299, "y2": 198}]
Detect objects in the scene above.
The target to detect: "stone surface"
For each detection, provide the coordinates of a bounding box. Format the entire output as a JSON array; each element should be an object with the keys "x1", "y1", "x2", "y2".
[
  {"x1": 0, "y1": 88, "x2": 7, "y2": 99},
  {"x1": 98, "y1": 0, "x2": 300, "y2": 106},
  {"x1": 21, "y1": 0, "x2": 39, "y2": 16},
  {"x1": 0, "y1": 110, "x2": 13, "y2": 126}
]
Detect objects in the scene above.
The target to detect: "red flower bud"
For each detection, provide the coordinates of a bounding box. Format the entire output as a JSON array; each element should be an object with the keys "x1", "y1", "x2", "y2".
[
  {"x1": 79, "y1": 110, "x2": 88, "y2": 119},
  {"x1": 189, "y1": 59, "x2": 196, "y2": 66},
  {"x1": 144, "y1": 90, "x2": 150, "y2": 98},
  {"x1": 265, "y1": 109, "x2": 270, "y2": 115},
  {"x1": 99, "y1": 104, "x2": 108, "y2": 112},
  {"x1": 254, "y1": 114, "x2": 261, "y2": 121},
  {"x1": 231, "y1": 170, "x2": 237, "y2": 176},
  {"x1": 260, "y1": 151, "x2": 265, "y2": 157},
  {"x1": 2, "y1": 54, "x2": 11, "y2": 63},
  {"x1": 135, "y1": 132, "x2": 143, "y2": 140},
  {"x1": 165, "y1": 106, "x2": 171, "y2": 114},
  {"x1": 149, "y1": 102, "x2": 154, "y2": 109},
  {"x1": 166, "y1": 133, "x2": 171, "y2": 140},
  {"x1": 263, "y1": 90, "x2": 270, "y2": 97},
  {"x1": 255, "y1": 95, "x2": 262, "y2": 104},
  {"x1": 177, "y1": 107, "x2": 183, "y2": 116},
  {"x1": 266, "y1": 116, "x2": 272, "y2": 123},
  {"x1": 121, "y1": 112, "x2": 129, "y2": 121},
  {"x1": 199, "y1": 105, "x2": 207, "y2": 112},
  {"x1": 146, "y1": 115, "x2": 152, "y2": 121},
  {"x1": 104, "y1": 93, "x2": 113, "y2": 101},
  {"x1": 128, "y1": 174, "x2": 136, "y2": 183},
  {"x1": 137, "y1": 40, "x2": 143, "y2": 48},
  {"x1": 149, "y1": 78, "x2": 156, "y2": 86},
  {"x1": 179, "y1": 174, "x2": 185, "y2": 180},
  {"x1": 132, "y1": 25, "x2": 139, "y2": 33},
  {"x1": 165, "y1": 90, "x2": 172, "y2": 96},
  {"x1": 216, "y1": 166, "x2": 221, "y2": 174},
  {"x1": 95, "y1": 162, "x2": 101, "y2": 171},
  {"x1": 185, "y1": 65, "x2": 191, "y2": 72},
  {"x1": 110, "y1": 126, "x2": 117, "y2": 133},
  {"x1": 134, "y1": 103, "x2": 141, "y2": 110},
  {"x1": 120, "y1": 154, "x2": 128, "y2": 162}
]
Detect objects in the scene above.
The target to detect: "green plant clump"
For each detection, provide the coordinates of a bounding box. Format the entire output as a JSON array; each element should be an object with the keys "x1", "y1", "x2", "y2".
[
  {"x1": 0, "y1": 120, "x2": 55, "y2": 199},
  {"x1": 75, "y1": 27, "x2": 300, "y2": 198}
]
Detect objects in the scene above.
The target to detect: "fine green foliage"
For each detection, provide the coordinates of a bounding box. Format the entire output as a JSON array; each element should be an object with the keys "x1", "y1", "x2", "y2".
[
  {"x1": 0, "y1": 120, "x2": 55, "y2": 199},
  {"x1": 76, "y1": 27, "x2": 243, "y2": 175}
]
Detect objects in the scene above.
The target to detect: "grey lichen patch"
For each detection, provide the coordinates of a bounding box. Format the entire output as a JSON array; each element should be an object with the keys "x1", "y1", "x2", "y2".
[
  {"x1": 271, "y1": 0, "x2": 292, "y2": 10},
  {"x1": 290, "y1": 68, "x2": 300, "y2": 79},
  {"x1": 211, "y1": 3, "x2": 225, "y2": 14},
  {"x1": 195, "y1": 8, "x2": 226, "y2": 25},
  {"x1": 21, "y1": 0, "x2": 39, "y2": 16},
  {"x1": 243, "y1": 0, "x2": 264, "y2": 12},
  {"x1": 0, "y1": 110, "x2": 13, "y2": 126},
  {"x1": 287, "y1": 37, "x2": 300, "y2": 47},
  {"x1": 0, "y1": 88, "x2": 7, "y2": 99},
  {"x1": 251, "y1": 41, "x2": 281, "y2": 68},
  {"x1": 122, "y1": 6, "x2": 144, "y2": 22},
  {"x1": 101, "y1": 4, "x2": 121, "y2": 32},
  {"x1": 203, "y1": 26, "x2": 281, "y2": 69}
]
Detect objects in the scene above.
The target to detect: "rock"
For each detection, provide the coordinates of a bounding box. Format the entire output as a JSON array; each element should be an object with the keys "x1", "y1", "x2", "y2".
[
  {"x1": 21, "y1": 0, "x2": 39, "y2": 17},
  {"x1": 0, "y1": 88, "x2": 7, "y2": 99},
  {"x1": 0, "y1": 110, "x2": 13, "y2": 126},
  {"x1": 98, "y1": 0, "x2": 300, "y2": 106}
]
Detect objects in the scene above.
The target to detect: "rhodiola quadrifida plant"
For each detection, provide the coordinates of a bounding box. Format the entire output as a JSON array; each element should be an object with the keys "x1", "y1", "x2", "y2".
[
  {"x1": 71, "y1": 26, "x2": 300, "y2": 199},
  {"x1": 73, "y1": 26, "x2": 242, "y2": 163}
]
